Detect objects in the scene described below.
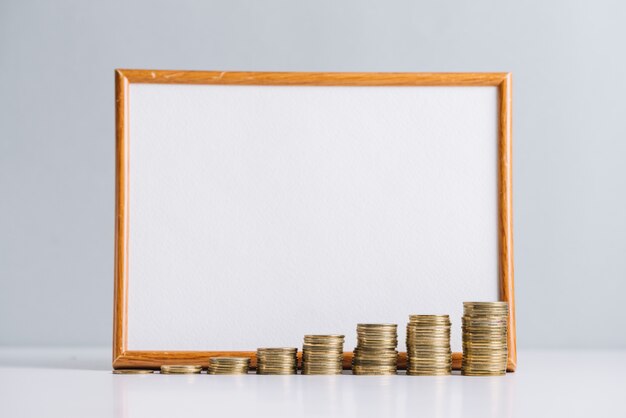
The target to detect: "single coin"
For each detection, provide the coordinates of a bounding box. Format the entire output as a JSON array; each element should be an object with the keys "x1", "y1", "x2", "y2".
[
  {"x1": 112, "y1": 369, "x2": 154, "y2": 374},
  {"x1": 463, "y1": 302, "x2": 509, "y2": 308},
  {"x1": 257, "y1": 347, "x2": 298, "y2": 351}
]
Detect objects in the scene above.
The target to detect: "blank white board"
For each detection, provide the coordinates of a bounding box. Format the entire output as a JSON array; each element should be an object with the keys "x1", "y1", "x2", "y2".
[{"x1": 126, "y1": 83, "x2": 499, "y2": 353}]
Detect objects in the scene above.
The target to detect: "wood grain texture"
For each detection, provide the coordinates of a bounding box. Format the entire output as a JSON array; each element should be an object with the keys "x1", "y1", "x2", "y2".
[
  {"x1": 113, "y1": 70, "x2": 515, "y2": 372},
  {"x1": 118, "y1": 69, "x2": 509, "y2": 86},
  {"x1": 497, "y1": 74, "x2": 517, "y2": 372},
  {"x1": 113, "y1": 70, "x2": 129, "y2": 367}
]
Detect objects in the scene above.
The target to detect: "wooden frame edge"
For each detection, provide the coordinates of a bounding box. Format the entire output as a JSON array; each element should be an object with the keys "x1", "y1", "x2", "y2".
[
  {"x1": 498, "y1": 73, "x2": 517, "y2": 372},
  {"x1": 113, "y1": 70, "x2": 130, "y2": 365},
  {"x1": 116, "y1": 69, "x2": 509, "y2": 86},
  {"x1": 113, "y1": 70, "x2": 515, "y2": 372}
]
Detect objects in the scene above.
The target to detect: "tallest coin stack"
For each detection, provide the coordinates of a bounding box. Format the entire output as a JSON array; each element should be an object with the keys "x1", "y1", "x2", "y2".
[{"x1": 461, "y1": 302, "x2": 509, "y2": 376}]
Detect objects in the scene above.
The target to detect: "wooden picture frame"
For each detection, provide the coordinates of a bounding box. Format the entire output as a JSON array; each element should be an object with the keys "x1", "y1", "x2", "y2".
[{"x1": 113, "y1": 70, "x2": 515, "y2": 372}]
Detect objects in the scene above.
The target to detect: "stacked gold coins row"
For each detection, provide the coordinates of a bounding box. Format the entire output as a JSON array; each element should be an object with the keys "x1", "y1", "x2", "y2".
[
  {"x1": 112, "y1": 301, "x2": 511, "y2": 377},
  {"x1": 406, "y1": 315, "x2": 452, "y2": 375},
  {"x1": 256, "y1": 347, "x2": 298, "y2": 375},
  {"x1": 208, "y1": 357, "x2": 250, "y2": 374},
  {"x1": 352, "y1": 324, "x2": 398, "y2": 375},
  {"x1": 462, "y1": 302, "x2": 509, "y2": 376},
  {"x1": 302, "y1": 335, "x2": 344, "y2": 375}
]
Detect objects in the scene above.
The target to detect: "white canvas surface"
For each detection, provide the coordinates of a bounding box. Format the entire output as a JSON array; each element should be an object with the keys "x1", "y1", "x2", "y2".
[{"x1": 126, "y1": 83, "x2": 500, "y2": 352}]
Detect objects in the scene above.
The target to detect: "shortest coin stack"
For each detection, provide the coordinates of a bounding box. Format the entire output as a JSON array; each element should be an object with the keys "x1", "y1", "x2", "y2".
[
  {"x1": 302, "y1": 335, "x2": 345, "y2": 375},
  {"x1": 406, "y1": 315, "x2": 452, "y2": 376},
  {"x1": 208, "y1": 357, "x2": 250, "y2": 375},
  {"x1": 256, "y1": 348, "x2": 298, "y2": 375},
  {"x1": 462, "y1": 302, "x2": 509, "y2": 376},
  {"x1": 352, "y1": 324, "x2": 398, "y2": 375},
  {"x1": 160, "y1": 365, "x2": 203, "y2": 374}
]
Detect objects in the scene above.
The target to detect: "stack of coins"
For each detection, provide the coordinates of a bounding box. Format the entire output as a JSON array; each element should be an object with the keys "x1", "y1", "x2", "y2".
[
  {"x1": 301, "y1": 335, "x2": 344, "y2": 375},
  {"x1": 160, "y1": 365, "x2": 203, "y2": 374},
  {"x1": 462, "y1": 302, "x2": 509, "y2": 376},
  {"x1": 352, "y1": 324, "x2": 398, "y2": 375},
  {"x1": 207, "y1": 357, "x2": 250, "y2": 375},
  {"x1": 256, "y1": 348, "x2": 298, "y2": 375},
  {"x1": 406, "y1": 315, "x2": 452, "y2": 375}
]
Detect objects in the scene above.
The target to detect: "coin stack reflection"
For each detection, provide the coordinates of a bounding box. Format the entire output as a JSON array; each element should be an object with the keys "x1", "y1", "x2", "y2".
[
  {"x1": 462, "y1": 302, "x2": 509, "y2": 376},
  {"x1": 406, "y1": 315, "x2": 452, "y2": 375},
  {"x1": 352, "y1": 324, "x2": 398, "y2": 375},
  {"x1": 256, "y1": 348, "x2": 298, "y2": 375},
  {"x1": 301, "y1": 335, "x2": 344, "y2": 375}
]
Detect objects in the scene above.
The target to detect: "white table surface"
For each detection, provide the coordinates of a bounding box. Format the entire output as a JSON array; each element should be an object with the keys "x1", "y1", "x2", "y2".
[{"x1": 0, "y1": 348, "x2": 623, "y2": 417}]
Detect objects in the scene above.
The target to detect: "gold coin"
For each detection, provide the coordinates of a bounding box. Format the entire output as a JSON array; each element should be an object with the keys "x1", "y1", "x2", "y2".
[
  {"x1": 352, "y1": 323, "x2": 398, "y2": 375},
  {"x1": 160, "y1": 365, "x2": 203, "y2": 374},
  {"x1": 207, "y1": 357, "x2": 250, "y2": 375},
  {"x1": 304, "y1": 337, "x2": 345, "y2": 340},
  {"x1": 257, "y1": 347, "x2": 297, "y2": 352},
  {"x1": 301, "y1": 334, "x2": 344, "y2": 375},
  {"x1": 112, "y1": 369, "x2": 154, "y2": 374},
  {"x1": 462, "y1": 299, "x2": 509, "y2": 377},
  {"x1": 406, "y1": 313, "x2": 452, "y2": 376},
  {"x1": 256, "y1": 347, "x2": 298, "y2": 375}
]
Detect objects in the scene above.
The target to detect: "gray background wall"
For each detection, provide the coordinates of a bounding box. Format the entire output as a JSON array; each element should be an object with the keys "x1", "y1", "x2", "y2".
[{"x1": 1, "y1": 0, "x2": 625, "y2": 348}]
